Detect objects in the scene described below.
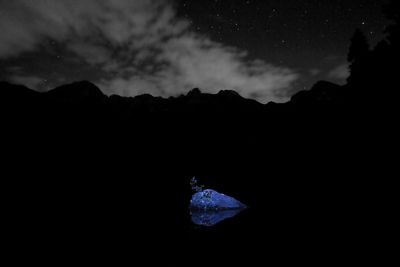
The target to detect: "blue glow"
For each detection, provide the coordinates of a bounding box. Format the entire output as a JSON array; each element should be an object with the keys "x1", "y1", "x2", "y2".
[
  {"x1": 189, "y1": 189, "x2": 247, "y2": 226},
  {"x1": 190, "y1": 189, "x2": 247, "y2": 211},
  {"x1": 191, "y1": 209, "x2": 245, "y2": 227}
]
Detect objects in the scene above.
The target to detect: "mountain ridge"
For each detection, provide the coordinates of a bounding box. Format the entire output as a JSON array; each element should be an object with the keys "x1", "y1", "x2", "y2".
[{"x1": 0, "y1": 79, "x2": 346, "y2": 113}]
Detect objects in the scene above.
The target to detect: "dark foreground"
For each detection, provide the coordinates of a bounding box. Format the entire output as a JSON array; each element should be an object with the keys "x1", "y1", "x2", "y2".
[{"x1": 1, "y1": 81, "x2": 395, "y2": 265}]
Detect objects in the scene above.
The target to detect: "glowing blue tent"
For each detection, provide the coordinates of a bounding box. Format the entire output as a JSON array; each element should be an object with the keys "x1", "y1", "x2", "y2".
[{"x1": 190, "y1": 189, "x2": 247, "y2": 211}]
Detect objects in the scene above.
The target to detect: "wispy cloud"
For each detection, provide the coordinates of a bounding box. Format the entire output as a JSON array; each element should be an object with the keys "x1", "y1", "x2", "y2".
[
  {"x1": 309, "y1": 69, "x2": 321, "y2": 76},
  {"x1": 328, "y1": 63, "x2": 350, "y2": 84},
  {"x1": 7, "y1": 75, "x2": 44, "y2": 90},
  {"x1": 0, "y1": 0, "x2": 299, "y2": 103}
]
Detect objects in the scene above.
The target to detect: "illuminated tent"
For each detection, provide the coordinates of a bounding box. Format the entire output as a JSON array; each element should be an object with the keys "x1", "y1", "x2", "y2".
[{"x1": 190, "y1": 189, "x2": 247, "y2": 211}]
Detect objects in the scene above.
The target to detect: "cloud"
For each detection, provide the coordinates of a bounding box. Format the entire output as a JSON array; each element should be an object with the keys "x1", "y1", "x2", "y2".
[
  {"x1": 99, "y1": 34, "x2": 298, "y2": 102},
  {"x1": 309, "y1": 69, "x2": 321, "y2": 76},
  {"x1": 7, "y1": 75, "x2": 44, "y2": 90},
  {"x1": 328, "y1": 63, "x2": 350, "y2": 83},
  {"x1": 67, "y1": 42, "x2": 112, "y2": 66},
  {"x1": 0, "y1": 0, "x2": 299, "y2": 103}
]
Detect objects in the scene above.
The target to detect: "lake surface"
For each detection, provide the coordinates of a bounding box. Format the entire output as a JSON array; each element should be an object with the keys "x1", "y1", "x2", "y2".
[{"x1": 6, "y1": 173, "x2": 385, "y2": 265}]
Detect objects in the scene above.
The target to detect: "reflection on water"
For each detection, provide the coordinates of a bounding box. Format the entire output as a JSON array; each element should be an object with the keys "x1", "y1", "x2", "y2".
[{"x1": 190, "y1": 209, "x2": 246, "y2": 227}]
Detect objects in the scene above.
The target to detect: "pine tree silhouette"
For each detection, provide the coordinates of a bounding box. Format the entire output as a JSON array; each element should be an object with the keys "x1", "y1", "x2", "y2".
[
  {"x1": 347, "y1": 29, "x2": 370, "y2": 85},
  {"x1": 383, "y1": 0, "x2": 400, "y2": 25},
  {"x1": 345, "y1": 0, "x2": 400, "y2": 107},
  {"x1": 348, "y1": 29, "x2": 370, "y2": 63},
  {"x1": 383, "y1": 1, "x2": 400, "y2": 48}
]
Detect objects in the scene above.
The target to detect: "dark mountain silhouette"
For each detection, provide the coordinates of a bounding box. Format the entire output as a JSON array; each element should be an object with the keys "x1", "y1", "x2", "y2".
[
  {"x1": 45, "y1": 81, "x2": 107, "y2": 104},
  {"x1": 0, "y1": 75, "x2": 377, "y2": 188},
  {"x1": 290, "y1": 81, "x2": 343, "y2": 108},
  {"x1": 0, "y1": 79, "x2": 347, "y2": 115},
  {"x1": 0, "y1": 81, "x2": 40, "y2": 99}
]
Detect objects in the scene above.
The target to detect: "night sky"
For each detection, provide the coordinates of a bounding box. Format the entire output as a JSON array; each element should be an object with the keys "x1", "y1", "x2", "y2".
[{"x1": 0, "y1": 0, "x2": 390, "y2": 103}]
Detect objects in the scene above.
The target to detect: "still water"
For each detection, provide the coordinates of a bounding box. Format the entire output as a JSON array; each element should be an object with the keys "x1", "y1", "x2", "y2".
[
  {"x1": 9, "y1": 174, "x2": 380, "y2": 264},
  {"x1": 191, "y1": 208, "x2": 246, "y2": 226}
]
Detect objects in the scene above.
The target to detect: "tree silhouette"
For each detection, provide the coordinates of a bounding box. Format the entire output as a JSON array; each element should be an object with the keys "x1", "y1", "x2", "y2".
[
  {"x1": 348, "y1": 29, "x2": 370, "y2": 64},
  {"x1": 347, "y1": 29, "x2": 370, "y2": 86},
  {"x1": 383, "y1": 0, "x2": 399, "y2": 23},
  {"x1": 383, "y1": 1, "x2": 400, "y2": 47},
  {"x1": 381, "y1": 0, "x2": 400, "y2": 101},
  {"x1": 190, "y1": 177, "x2": 204, "y2": 192},
  {"x1": 344, "y1": 0, "x2": 400, "y2": 105}
]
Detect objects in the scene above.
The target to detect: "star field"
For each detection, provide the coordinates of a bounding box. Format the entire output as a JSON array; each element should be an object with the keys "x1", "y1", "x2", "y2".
[
  {"x1": 178, "y1": 0, "x2": 389, "y2": 90},
  {"x1": 0, "y1": 0, "x2": 391, "y2": 101}
]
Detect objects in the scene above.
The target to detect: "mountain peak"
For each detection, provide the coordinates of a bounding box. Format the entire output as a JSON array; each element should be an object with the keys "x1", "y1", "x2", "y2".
[
  {"x1": 217, "y1": 90, "x2": 241, "y2": 97},
  {"x1": 311, "y1": 81, "x2": 341, "y2": 90},
  {"x1": 47, "y1": 81, "x2": 105, "y2": 102},
  {"x1": 0, "y1": 81, "x2": 39, "y2": 100},
  {"x1": 187, "y1": 88, "x2": 202, "y2": 97},
  {"x1": 291, "y1": 80, "x2": 342, "y2": 106}
]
